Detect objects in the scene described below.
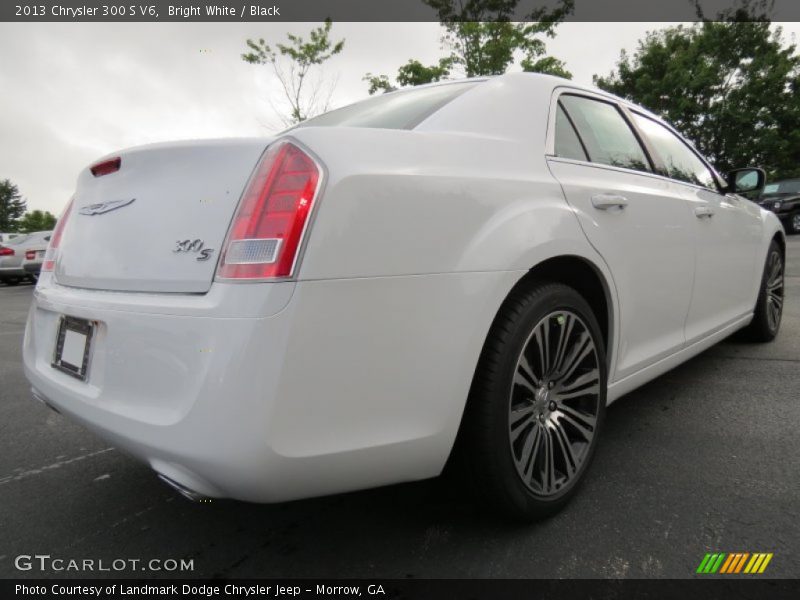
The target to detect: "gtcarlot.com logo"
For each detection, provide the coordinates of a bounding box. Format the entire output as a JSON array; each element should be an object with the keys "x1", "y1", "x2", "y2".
[
  {"x1": 696, "y1": 552, "x2": 773, "y2": 574},
  {"x1": 14, "y1": 554, "x2": 194, "y2": 572}
]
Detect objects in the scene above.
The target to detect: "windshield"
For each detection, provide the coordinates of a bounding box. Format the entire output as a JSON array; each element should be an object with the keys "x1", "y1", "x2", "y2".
[
  {"x1": 762, "y1": 180, "x2": 800, "y2": 195},
  {"x1": 294, "y1": 82, "x2": 479, "y2": 130}
]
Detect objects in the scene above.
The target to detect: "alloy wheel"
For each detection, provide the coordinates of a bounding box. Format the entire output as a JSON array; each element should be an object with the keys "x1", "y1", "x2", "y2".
[
  {"x1": 508, "y1": 311, "x2": 601, "y2": 497},
  {"x1": 765, "y1": 250, "x2": 784, "y2": 332}
]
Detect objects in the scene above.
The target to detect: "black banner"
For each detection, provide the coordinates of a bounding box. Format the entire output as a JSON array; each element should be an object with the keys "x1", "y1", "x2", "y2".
[
  {"x1": 4, "y1": 579, "x2": 800, "y2": 600},
  {"x1": 4, "y1": 0, "x2": 800, "y2": 22}
]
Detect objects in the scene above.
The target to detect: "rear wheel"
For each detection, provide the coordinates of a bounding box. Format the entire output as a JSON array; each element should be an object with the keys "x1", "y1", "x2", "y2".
[
  {"x1": 459, "y1": 282, "x2": 606, "y2": 520},
  {"x1": 2, "y1": 277, "x2": 21, "y2": 286},
  {"x1": 741, "y1": 240, "x2": 784, "y2": 342}
]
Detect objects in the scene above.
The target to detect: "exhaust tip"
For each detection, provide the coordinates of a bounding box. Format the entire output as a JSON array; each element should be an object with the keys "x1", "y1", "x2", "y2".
[{"x1": 157, "y1": 473, "x2": 210, "y2": 503}]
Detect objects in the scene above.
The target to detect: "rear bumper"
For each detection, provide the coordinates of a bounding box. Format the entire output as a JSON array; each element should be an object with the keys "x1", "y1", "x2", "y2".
[
  {"x1": 23, "y1": 270, "x2": 519, "y2": 502},
  {"x1": 0, "y1": 266, "x2": 25, "y2": 278},
  {"x1": 23, "y1": 262, "x2": 41, "y2": 274},
  {"x1": 24, "y1": 283, "x2": 295, "y2": 500}
]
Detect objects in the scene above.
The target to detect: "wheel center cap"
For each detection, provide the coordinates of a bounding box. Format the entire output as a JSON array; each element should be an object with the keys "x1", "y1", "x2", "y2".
[{"x1": 535, "y1": 387, "x2": 555, "y2": 417}]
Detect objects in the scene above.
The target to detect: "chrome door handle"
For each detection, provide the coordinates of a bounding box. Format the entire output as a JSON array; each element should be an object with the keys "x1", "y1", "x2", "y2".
[
  {"x1": 694, "y1": 206, "x2": 715, "y2": 219},
  {"x1": 591, "y1": 194, "x2": 628, "y2": 210}
]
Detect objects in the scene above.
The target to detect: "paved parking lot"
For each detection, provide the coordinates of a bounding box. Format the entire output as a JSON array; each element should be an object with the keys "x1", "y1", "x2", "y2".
[{"x1": 1, "y1": 238, "x2": 799, "y2": 580}]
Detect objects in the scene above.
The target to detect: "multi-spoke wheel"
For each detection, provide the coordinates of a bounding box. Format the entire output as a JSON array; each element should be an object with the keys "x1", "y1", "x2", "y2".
[
  {"x1": 509, "y1": 311, "x2": 601, "y2": 497},
  {"x1": 458, "y1": 281, "x2": 606, "y2": 520},
  {"x1": 742, "y1": 240, "x2": 784, "y2": 342}
]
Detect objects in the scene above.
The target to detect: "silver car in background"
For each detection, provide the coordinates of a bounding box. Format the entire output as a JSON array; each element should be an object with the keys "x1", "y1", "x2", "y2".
[{"x1": 0, "y1": 231, "x2": 52, "y2": 285}]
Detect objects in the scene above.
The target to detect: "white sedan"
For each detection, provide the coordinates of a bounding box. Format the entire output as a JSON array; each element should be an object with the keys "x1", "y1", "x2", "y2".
[{"x1": 23, "y1": 73, "x2": 785, "y2": 520}]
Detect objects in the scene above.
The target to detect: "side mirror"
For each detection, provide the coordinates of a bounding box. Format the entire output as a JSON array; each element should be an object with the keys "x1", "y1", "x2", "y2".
[{"x1": 726, "y1": 167, "x2": 765, "y2": 194}]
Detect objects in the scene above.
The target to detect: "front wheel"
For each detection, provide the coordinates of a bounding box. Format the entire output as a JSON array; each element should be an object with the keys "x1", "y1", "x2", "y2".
[
  {"x1": 741, "y1": 240, "x2": 784, "y2": 342},
  {"x1": 789, "y1": 212, "x2": 800, "y2": 235},
  {"x1": 459, "y1": 282, "x2": 606, "y2": 521}
]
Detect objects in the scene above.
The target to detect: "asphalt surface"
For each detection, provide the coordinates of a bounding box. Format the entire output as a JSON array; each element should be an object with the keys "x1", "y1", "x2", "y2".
[{"x1": 1, "y1": 238, "x2": 799, "y2": 580}]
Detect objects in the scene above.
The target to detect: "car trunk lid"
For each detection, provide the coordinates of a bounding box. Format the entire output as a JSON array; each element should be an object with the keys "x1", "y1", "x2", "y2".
[{"x1": 56, "y1": 138, "x2": 271, "y2": 293}]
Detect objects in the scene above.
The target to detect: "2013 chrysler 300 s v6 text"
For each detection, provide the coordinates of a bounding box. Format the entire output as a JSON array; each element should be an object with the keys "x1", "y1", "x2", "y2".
[{"x1": 23, "y1": 74, "x2": 785, "y2": 520}]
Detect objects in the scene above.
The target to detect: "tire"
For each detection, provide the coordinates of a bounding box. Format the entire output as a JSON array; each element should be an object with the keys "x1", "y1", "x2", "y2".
[
  {"x1": 741, "y1": 240, "x2": 784, "y2": 342},
  {"x1": 3, "y1": 277, "x2": 21, "y2": 286},
  {"x1": 457, "y1": 281, "x2": 607, "y2": 521},
  {"x1": 789, "y1": 212, "x2": 800, "y2": 235}
]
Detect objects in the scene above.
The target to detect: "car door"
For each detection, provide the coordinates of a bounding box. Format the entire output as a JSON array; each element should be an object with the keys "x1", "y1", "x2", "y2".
[
  {"x1": 546, "y1": 92, "x2": 696, "y2": 381},
  {"x1": 629, "y1": 113, "x2": 761, "y2": 343}
]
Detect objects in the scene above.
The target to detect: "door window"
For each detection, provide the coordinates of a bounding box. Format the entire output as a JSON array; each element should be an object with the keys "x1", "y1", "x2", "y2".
[{"x1": 559, "y1": 95, "x2": 651, "y2": 172}]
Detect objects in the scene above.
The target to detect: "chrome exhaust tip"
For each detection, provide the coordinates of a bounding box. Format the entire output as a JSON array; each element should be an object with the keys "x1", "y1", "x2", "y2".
[{"x1": 157, "y1": 473, "x2": 210, "y2": 502}]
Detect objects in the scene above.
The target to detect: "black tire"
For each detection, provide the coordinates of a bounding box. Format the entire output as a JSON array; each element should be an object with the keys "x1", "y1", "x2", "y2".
[
  {"x1": 3, "y1": 277, "x2": 21, "y2": 286},
  {"x1": 741, "y1": 240, "x2": 784, "y2": 342},
  {"x1": 457, "y1": 281, "x2": 607, "y2": 521}
]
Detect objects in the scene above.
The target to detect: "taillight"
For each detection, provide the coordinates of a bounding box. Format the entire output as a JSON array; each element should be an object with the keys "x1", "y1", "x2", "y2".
[
  {"x1": 90, "y1": 157, "x2": 121, "y2": 177},
  {"x1": 217, "y1": 140, "x2": 321, "y2": 280},
  {"x1": 42, "y1": 199, "x2": 74, "y2": 272},
  {"x1": 0, "y1": 247, "x2": 13, "y2": 256},
  {"x1": 25, "y1": 250, "x2": 35, "y2": 260}
]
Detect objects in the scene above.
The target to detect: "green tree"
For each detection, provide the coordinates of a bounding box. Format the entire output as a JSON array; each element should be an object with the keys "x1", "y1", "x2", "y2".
[
  {"x1": 243, "y1": 19, "x2": 345, "y2": 125},
  {"x1": 364, "y1": 0, "x2": 573, "y2": 94},
  {"x1": 17, "y1": 210, "x2": 57, "y2": 233},
  {"x1": 364, "y1": 57, "x2": 456, "y2": 94},
  {"x1": 0, "y1": 179, "x2": 27, "y2": 232},
  {"x1": 594, "y1": 2, "x2": 800, "y2": 180}
]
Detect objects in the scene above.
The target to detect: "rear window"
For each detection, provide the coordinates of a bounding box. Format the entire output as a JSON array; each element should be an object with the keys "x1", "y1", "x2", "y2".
[
  {"x1": 295, "y1": 82, "x2": 479, "y2": 130},
  {"x1": 6, "y1": 234, "x2": 30, "y2": 246}
]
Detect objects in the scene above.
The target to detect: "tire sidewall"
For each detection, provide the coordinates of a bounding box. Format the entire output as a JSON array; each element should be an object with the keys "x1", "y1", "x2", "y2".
[{"x1": 488, "y1": 284, "x2": 608, "y2": 515}]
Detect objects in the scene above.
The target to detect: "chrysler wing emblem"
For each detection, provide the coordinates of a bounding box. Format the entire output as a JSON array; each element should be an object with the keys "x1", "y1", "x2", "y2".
[{"x1": 78, "y1": 198, "x2": 136, "y2": 216}]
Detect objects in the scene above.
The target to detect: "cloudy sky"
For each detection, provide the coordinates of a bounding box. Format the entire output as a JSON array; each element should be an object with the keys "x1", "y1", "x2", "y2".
[{"x1": 0, "y1": 21, "x2": 798, "y2": 215}]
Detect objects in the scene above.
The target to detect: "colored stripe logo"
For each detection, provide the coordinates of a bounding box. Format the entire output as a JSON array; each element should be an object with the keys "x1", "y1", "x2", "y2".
[{"x1": 696, "y1": 552, "x2": 773, "y2": 574}]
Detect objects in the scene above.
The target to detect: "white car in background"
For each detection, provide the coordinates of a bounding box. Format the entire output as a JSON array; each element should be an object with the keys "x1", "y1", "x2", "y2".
[
  {"x1": 0, "y1": 231, "x2": 52, "y2": 285},
  {"x1": 0, "y1": 232, "x2": 21, "y2": 244},
  {"x1": 22, "y1": 243, "x2": 49, "y2": 282},
  {"x1": 23, "y1": 74, "x2": 784, "y2": 520}
]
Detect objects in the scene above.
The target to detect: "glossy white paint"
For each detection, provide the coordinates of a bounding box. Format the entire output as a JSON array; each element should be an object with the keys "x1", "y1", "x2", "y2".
[
  {"x1": 57, "y1": 139, "x2": 270, "y2": 293},
  {"x1": 23, "y1": 73, "x2": 784, "y2": 502}
]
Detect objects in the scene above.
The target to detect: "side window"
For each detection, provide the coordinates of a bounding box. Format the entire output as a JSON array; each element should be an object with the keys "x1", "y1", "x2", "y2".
[
  {"x1": 559, "y1": 95, "x2": 651, "y2": 172},
  {"x1": 631, "y1": 113, "x2": 717, "y2": 189},
  {"x1": 554, "y1": 104, "x2": 588, "y2": 161}
]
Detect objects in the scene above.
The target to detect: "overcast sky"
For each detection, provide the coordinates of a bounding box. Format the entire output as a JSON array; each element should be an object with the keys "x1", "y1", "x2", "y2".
[{"x1": 1, "y1": 21, "x2": 798, "y2": 215}]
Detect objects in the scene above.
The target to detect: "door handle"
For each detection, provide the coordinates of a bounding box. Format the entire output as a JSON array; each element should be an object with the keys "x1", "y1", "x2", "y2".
[
  {"x1": 591, "y1": 193, "x2": 628, "y2": 210},
  {"x1": 694, "y1": 206, "x2": 715, "y2": 219}
]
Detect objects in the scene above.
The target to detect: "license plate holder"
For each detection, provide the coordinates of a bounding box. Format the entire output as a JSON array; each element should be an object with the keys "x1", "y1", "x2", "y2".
[{"x1": 52, "y1": 316, "x2": 94, "y2": 381}]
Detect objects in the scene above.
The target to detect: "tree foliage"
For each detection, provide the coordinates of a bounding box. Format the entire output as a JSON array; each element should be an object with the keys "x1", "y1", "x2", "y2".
[
  {"x1": 594, "y1": 3, "x2": 800, "y2": 180},
  {"x1": 17, "y1": 210, "x2": 57, "y2": 233},
  {"x1": 0, "y1": 179, "x2": 27, "y2": 232},
  {"x1": 364, "y1": 0, "x2": 573, "y2": 94},
  {"x1": 243, "y1": 19, "x2": 345, "y2": 125}
]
